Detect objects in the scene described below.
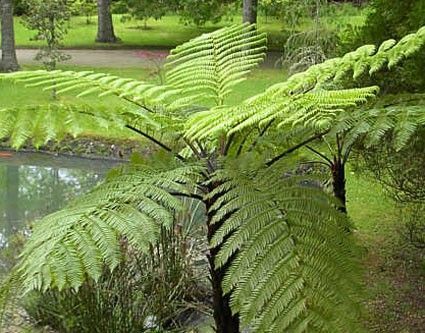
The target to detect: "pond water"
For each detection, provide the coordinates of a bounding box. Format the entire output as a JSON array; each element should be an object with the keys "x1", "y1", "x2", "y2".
[{"x1": 0, "y1": 152, "x2": 121, "y2": 259}]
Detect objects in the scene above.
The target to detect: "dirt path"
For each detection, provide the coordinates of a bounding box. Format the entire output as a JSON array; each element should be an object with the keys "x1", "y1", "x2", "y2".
[{"x1": 15, "y1": 49, "x2": 281, "y2": 69}]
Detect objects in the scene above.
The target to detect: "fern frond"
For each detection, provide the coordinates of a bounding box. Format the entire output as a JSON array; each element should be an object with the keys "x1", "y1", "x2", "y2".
[
  {"x1": 1, "y1": 70, "x2": 191, "y2": 111},
  {"x1": 14, "y1": 160, "x2": 204, "y2": 293},
  {"x1": 209, "y1": 166, "x2": 363, "y2": 332},
  {"x1": 165, "y1": 24, "x2": 267, "y2": 106},
  {"x1": 0, "y1": 104, "x2": 127, "y2": 149},
  {"x1": 185, "y1": 26, "x2": 425, "y2": 140},
  {"x1": 336, "y1": 94, "x2": 425, "y2": 151},
  {"x1": 185, "y1": 86, "x2": 378, "y2": 141}
]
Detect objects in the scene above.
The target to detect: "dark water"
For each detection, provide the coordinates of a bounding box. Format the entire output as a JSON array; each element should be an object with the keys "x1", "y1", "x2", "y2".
[{"x1": 0, "y1": 152, "x2": 120, "y2": 251}]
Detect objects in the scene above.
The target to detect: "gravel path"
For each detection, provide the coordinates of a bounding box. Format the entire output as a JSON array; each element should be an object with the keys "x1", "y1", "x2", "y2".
[
  {"x1": 15, "y1": 49, "x2": 282, "y2": 69},
  {"x1": 16, "y1": 49, "x2": 169, "y2": 68}
]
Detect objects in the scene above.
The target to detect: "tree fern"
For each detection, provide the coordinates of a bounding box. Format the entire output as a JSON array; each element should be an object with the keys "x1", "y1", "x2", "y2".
[{"x1": 2, "y1": 24, "x2": 425, "y2": 333}]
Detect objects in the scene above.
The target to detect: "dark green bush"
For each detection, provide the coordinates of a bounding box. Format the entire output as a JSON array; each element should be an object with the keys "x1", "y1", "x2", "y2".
[
  {"x1": 354, "y1": 127, "x2": 425, "y2": 248},
  {"x1": 341, "y1": 0, "x2": 425, "y2": 93}
]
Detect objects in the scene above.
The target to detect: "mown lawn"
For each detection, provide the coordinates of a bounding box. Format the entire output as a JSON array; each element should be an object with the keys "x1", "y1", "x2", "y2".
[
  {"x1": 8, "y1": 4, "x2": 366, "y2": 51},
  {"x1": 0, "y1": 65, "x2": 285, "y2": 140},
  {"x1": 0, "y1": 65, "x2": 286, "y2": 107}
]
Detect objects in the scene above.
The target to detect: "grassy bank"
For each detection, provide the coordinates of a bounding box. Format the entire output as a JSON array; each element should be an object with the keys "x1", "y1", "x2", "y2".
[{"x1": 347, "y1": 173, "x2": 425, "y2": 332}]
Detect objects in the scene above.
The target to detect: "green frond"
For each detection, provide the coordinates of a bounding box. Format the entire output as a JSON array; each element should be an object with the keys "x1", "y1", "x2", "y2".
[
  {"x1": 0, "y1": 104, "x2": 126, "y2": 149},
  {"x1": 337, "y1": 94, "x2": 425, "y2": 151},
  {"x1": 185, "y1": 25, "x2": 425, "y2": 141},
  {"x1": 165, "y1": 24, "x2": 267, "y2": 106},
  {"x1": 0, "y1": 70, "x2": 191, "y2": 111},
  {"x1": 185, "y1": 86, "x2": 378, "y2": 141},
  {"x1": 209, "y1": 166, "x2": 363, "y2": 333},
  {"x1": 13, "y1": 160, "x2": 204, "y2": 293}
]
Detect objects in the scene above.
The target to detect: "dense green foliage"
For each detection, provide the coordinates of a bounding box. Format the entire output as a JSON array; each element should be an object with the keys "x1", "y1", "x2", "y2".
[
  {"x1": 117, "y1": 0, "x2": 168, "y2": 28},
  {"x1": 346, "y1": 0, "x2": 425, "y2": 92},
  {"x1": 71, "y1": 0, "x2": 97, "y2": 24}
]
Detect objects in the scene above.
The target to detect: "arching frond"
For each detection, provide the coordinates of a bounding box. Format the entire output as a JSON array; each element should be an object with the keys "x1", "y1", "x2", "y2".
[
  {"x1": 185, "y1": 86, "x2": 378, "y2": 141},
  {"x1": 165, "y1": 23, "x2": 267, "y2": 106},
  {"x1": 208, "y1": 166, "x2": 363, "y2": 332},
  {"x1": 185, "y1": 26, "x2": 425, "y2": 140},
  {"x1": 0, "y1": 104, "x2": 127, "y2": 149},
  {"x1": 333, "y1": 94, "x2": 425, "y2": 151},
  {"x1": 13, "y1": 159, "x2": 204, "y2": 293},
  {"x1": 1, "y1": 70, "x2": 191, "y2": 111}
]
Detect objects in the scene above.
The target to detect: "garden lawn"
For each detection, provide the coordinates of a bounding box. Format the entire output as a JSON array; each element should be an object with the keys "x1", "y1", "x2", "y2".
[{"x1": 8, "y1": 4, "x2": 366, "y2": 51}]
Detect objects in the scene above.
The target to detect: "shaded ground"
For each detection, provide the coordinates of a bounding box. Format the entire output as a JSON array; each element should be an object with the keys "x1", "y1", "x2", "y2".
[
  {"x1": 347, "y1": 174, "x2": 425, "y2": 333},
  {"x1": 363, "y1": 228, "x2": 425, "y2": 333}
]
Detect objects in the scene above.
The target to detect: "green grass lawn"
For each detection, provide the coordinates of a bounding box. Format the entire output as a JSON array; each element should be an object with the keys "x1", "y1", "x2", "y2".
[
  {"x1": 0, "y1": 65, "x2": 285, "y2": 107},
  {"x1": 8, "y1": 4, "x2": 366, "y2": 51}
]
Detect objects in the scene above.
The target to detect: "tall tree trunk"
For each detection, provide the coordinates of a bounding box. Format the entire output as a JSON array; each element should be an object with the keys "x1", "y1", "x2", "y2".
[
  {"x1": 95, "y1": 0, "x2": 117, "y2": 43},
  {"x1": 331, "y1": 156, "x2": 347, "y2": 214},
  {"x1": 0, "y1": 0, "x2": 19, "y2": 72},
  {"x1": 243, "y1": 0, "x2": 258, "y2": 24},
  {"x1": 205, "y1": 183, "x2": 240, "y2": 333}
]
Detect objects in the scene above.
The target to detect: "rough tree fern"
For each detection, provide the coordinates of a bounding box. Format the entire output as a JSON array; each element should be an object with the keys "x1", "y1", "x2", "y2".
[{"x1": 1, "y1": 24, "x2": 425, "y2": 332}]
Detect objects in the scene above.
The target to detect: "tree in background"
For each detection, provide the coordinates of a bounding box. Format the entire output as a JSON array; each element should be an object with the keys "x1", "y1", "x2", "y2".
[
  {"x1": 345, "y1": 0, "x2": 425, "y2": 93},
  {"x1": 175, "y1": 0, "x2": 237, "y2": 26},
  {"x1": 72, "y1": 0, "x2": 97, "y2": 25},
  {"x1": 243, "y1": 0, "x2": 258, "y2": 24},
  {"x1": 23, "y1": 0, "x2": 71, "y2": 71},
  {"x1": 0, "y1": 0, "x2": 19, "y2": 72},
  {"x1": 120, "y1": 0, "x2": 168, "y2": 29},
  {"x1": 96, "y1": 0, "x2": 117, "y2": 43}
]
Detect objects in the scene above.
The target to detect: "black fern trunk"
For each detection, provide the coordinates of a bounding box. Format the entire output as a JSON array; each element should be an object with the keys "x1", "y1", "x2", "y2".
[
  {"x1": 205, "y1": 185, "x2": 240, "y2": 333},
  {"x1": 331, "y1": 157, "x2": 347, "y2": 214}
]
